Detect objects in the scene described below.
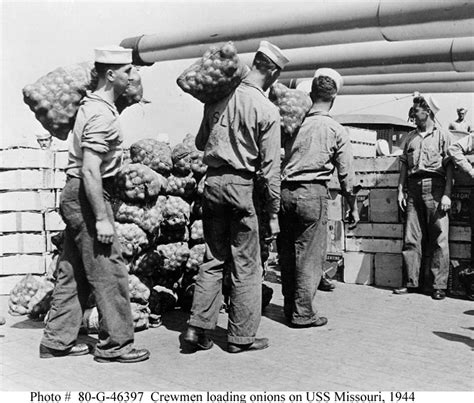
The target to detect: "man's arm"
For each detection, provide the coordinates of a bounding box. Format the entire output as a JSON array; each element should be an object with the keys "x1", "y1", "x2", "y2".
[
  {"x1": 82, "y1": 148, "x2": 114, "y2": 244},
  {"x1": 195, "y1": 106, "x2": 210, "y2": 151},
  {"x1": 397, "y1": 163, "x2": 408, "y2": 212},
  {"x1": 334, "y1": 127, "x2": 359, "y2": 228},
  {"x1": 448, "y1": 134, "x2": 474, "y2": 178},
  {"x1": 258, "y1": 112, "x2": 282, "y2": 236}
]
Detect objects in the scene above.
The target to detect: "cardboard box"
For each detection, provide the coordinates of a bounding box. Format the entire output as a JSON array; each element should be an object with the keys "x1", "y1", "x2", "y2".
[
  {"x1": 0, "y1": 148, "x2": 54, "y2": 169},
  {"x1": 0, "y1": 233, "x2": 47, "y2": 255},
  {"x1": 44, "y1": 211, "x2": 65, "y2": 231},
  {"x1": 0, "y1": 190, "x2": 56, "y2": 211},
  {"x1": 0, "y1": 169, "x2": 54, "y2": 190},
  {"x1": 0, "y1": 212, "x2": 44, "y2": 232},
  {"x1": 0, "y1": 254, "x2": 47, "y2": 276}
]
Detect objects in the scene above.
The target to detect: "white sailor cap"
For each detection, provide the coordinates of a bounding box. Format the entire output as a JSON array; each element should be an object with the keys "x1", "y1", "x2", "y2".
[
  {"x1": 257, "y1": 41, "x2": 290, "y2": 70},
  {"x1": 457, "y1": 107, "x2": 468, "y2": 113},
  {"x1": 94, "y1": 45, "x2": 132, "y2": 64},
  {"x1": 36, "y1": 132, "x2": 52, "y2": 140},
  {"x1": 314, "y1": 68, "x2": 343, "y2": 92},
  {"x1": 426, "y1": 95, "x2": 441, "y2": 116}
]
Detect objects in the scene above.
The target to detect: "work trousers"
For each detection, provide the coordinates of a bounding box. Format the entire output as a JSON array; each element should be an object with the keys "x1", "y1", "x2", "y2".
[
  {"x1": 469, "y1": 190, "x2": 474, "y2": 267},
  {"x1": 278, "y1": 182, "x2": 328, "y2": 325},
  {"x1": 41, "y1": 177, "x2": 134, "y2": 358},
  {"x1": 189, "y1": 168, "x2": 262, "y2": 344},
  {"x1": 402, "y1": 176, "x2": 450, "y2": 290}
]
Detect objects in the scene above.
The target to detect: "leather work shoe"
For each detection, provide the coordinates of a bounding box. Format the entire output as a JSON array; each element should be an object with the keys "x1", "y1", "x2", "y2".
[
  {"x1": 432, "y1": 290, "x2": 446, "y2": 300},
  {"x1": 183, "y1": 326, "x2": 214, "y2": 350},
  {"x1": 228, "y1": 337, "x2": 269, "y2": 354},
  {"x1": 318, "y1": 277, "x2": 336, "y2": 292},
  {"x1": 291, "y1": 317, "x2": 328, "y2": 328},
  {"x1": 94, "y1": 348, "x2": 150, "y2": 363},
  {"x1": 40, "y1": 343, "x2": 91, "y2": 358}
]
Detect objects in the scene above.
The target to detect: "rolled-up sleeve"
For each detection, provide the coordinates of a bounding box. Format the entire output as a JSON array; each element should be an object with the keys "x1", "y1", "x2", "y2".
[
  {"x1": 81, "y1": 114, "x2": 116, "y2": 154},
  {"x1": 258, "y1": 110, "x2": 281, "y2": 215},
  {"x1": 440, "y1": 128, "x2": 453, "y2": 166},
  {"x1": 334, "y1": 126, "x2": 356, "y2": 197},
  {"x1": 448, "y1": 134, "x2": 474, "y2": 176},
  {"x1": 195, "y1": 106, "x2": 210, "y2": 151}
]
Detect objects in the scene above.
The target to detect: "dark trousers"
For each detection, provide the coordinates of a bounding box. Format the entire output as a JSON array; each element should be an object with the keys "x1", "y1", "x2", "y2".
[
  {"x1": 41, "y1": 177, "x2": 134, "y2": 358},
  {"x1": 470, "y1": 191, "x2": 474, "y2": 267},
  {"x1": 402, "y1": 177, "x2": 450, "y2": 290},
  {"x1": 189, "y1": 169, "x2": 262, "y2": 344},
  {"x1": 277, "y1": 182, "x2": 328, "y2": 325}
]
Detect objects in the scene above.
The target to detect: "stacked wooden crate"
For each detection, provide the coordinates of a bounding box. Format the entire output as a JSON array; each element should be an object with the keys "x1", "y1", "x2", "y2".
[
  {"x1": 0, "y1": 147, "x2": 66, "y2": 293},
  {"x1": 334, "y1": 153, "x2": 472, "y2": 290}
]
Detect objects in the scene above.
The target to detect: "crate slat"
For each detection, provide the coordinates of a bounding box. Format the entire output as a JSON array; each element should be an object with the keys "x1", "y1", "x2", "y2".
[
  {"x1": 352, "y1": 156, "x2": 400, "y2": 173},
  {"x1": 346, "y1": 238, "x2": 403, "y2": 254},
  {"x1": 345, "y1": 223, "x2": 404, "y2": 239}
]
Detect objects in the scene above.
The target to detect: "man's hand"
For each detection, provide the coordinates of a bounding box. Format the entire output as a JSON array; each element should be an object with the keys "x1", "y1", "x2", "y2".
[
  {"x1": 347, "y1": 207, "x2": 360, "y2": 230},
  {"x1": 265, "y1": 215, "x2": 280, "y2": 243},
  {"x1": 96, "y1": 218, "x2": 115, "y2": 244},
  {"x1": 398, "y1": 190, "x2": 407, "y2": 212},
  {"x1": 440, "y1": 195, "x2": 451, "y2": 212}
]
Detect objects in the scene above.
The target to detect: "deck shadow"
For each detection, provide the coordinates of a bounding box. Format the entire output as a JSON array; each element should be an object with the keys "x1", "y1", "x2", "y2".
[{"x1": 433, "y1": 331, "x2": 474, "y2": 349}]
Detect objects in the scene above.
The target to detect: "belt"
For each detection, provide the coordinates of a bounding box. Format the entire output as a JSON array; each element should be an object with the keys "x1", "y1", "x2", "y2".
[
  {"x1": 207, "y1": 166, "x2": 255, "y2": 180},
  {"x1": 282, "y1": 180, "x2": 327, "y2": 186}
]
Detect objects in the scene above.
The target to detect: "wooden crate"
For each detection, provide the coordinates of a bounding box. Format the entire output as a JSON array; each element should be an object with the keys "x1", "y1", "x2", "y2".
[
  {"x1": 0, "y1": 233, "x2": 47, "y2": 255},
  {"x1": 348, "y1": 127, "x2": 377, "y2": 158},
  {"x1": 352, "y1": 156, "x2": 400, "y2": 173},
  {"x1": 0, "y1": 254, "x2": 47, "y2": 275},
  {"x1": 374, "y1": 253, "x2": 403, "y2": 288},
  {"x1": 342, "y1": 252, "x2": 374, "y2": 284},
  {"x1": 0, "y1": 169, "x2": 54, "y2": 190},
  {"x1": 344, "y1": 189, "x2": 370, "y2": 222},
  {"x1": 0, "y1": 148, "x2": 54, "y2": 169},
  {"x1": 449, "y1": 188, "x2": 472, "y2": 225},
  {"x1": 327, "y1": 220, "x2": 344, "y2": 255},
  {"x1": 329, "y1": 172, "x2": 400, "y2": 190},
  {"x1": 449, "y1": 242, "x2": 470, "y2": 260},
  {"x1": 448, "y1": 259, "x2": 471, "y2": 298},
  {"x1": 345, "y1": 238, "x2": 403, "y2": 254},
  {"x1": 345, "y1": 223, "x2": 403, "y2": 239},
  {"x1": 0, "y1": 212, "x2": 44, "y2": 232},
  {"x1": 0, "y1": 190, "x2": 56, "y2": 211},
  {"x1": 449, "y1": 226, "x2": 471, "y2": 242},
  {"x1": 369, "y1": 189, "x2": 400, "y2": 223},
  {"x1": 328, "y1": 191, "x2": 343, "y2": 221}
]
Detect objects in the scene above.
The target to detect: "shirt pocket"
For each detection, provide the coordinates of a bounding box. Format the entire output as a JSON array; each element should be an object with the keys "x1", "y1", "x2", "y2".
[{"x1": 423, "y1": 146, "x2": 442, "y2": 169}]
